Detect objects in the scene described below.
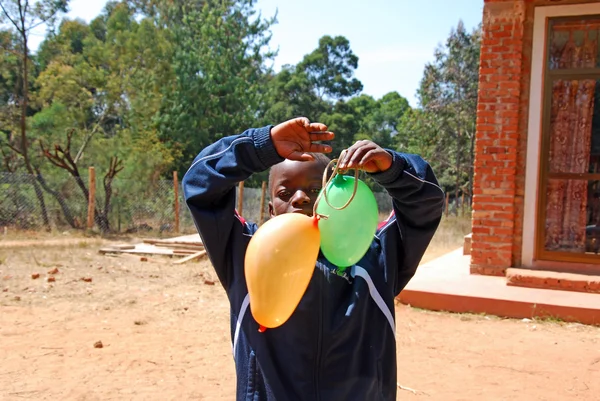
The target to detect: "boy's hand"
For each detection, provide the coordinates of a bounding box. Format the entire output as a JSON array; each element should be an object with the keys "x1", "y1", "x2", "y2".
[
  {"x1": 338, "y1": 140, "x2": 393, "y2": 173},
  {"x1": 271, "y1": 117, "x2": 334, "y2": 162}
]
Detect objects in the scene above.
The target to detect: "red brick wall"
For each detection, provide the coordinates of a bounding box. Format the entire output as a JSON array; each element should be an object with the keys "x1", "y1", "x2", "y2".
[
  {"x1": 471, "y1": 0, "x2": 528, "y2": 276},
  {"x1": 472, "y1": 0, "x2": 599, "y2": 276}
]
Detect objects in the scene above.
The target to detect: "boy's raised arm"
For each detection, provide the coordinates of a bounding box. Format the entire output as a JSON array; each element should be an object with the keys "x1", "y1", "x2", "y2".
[
  {"x1": 182, "y1": 126, "x2": 283, "y2": 287},
  {"x1": 338, "y1": 140, "x2": 444, "y2": 294},
  {"x1": 370, "y1": 150, "x2": 445, "y2": 294},
  {"x1": 182, "y1": 118, "x2": 333, "y2": 288}
]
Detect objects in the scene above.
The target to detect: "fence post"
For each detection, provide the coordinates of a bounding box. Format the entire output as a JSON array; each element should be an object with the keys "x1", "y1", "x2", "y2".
[
  {"x1": 259, "y1": 181, "x2": 267, "y2": 225},
  {"x1": 238, "y1": 181, "x2": 244, "y2": 216},
  {"x1": 87, "y1": 166, "x2": 96, "y2": 230},
  {"x1": 115, "y1": 189, "x2": 121, "y2": 233},
  {"x1": 173, "y1": 171, "x2": 180, "y2": 234},
  {"x1": 445, "y1": 192, "x2": 450, "y2": 218},
  {"x1": 461, "y1": 192, "x2": 465, "y2": 216}
]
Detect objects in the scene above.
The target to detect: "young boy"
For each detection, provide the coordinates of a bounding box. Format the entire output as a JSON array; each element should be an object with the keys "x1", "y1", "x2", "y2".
[{"x1": 183, "y1": 117, "x2": 444, "y2": 401}]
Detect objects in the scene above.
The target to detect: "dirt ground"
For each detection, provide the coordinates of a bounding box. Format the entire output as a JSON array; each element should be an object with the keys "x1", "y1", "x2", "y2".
[{"x1": 1, "y1": 238, "x2": 599, "y2": 401}]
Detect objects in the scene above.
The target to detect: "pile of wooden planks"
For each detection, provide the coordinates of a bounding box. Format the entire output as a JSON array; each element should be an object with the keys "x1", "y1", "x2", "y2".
[{"x1": 99, "y1": 234, "x2": 207, "y2": 264}]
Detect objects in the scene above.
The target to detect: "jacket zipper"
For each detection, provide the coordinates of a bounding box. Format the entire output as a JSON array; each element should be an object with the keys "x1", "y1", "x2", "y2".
[{"x1": 314, "y1": 263, "x2": 324, "y2": 401}]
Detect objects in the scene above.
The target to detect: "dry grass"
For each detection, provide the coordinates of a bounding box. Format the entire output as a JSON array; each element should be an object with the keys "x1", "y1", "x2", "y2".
[
  {"x1": 0, "y1": 227, "x2": 190, "y2": 243},
  {"x1": 2, "y1": 213, "x2": 470, "y2": 263},
  {"x1": 420, "y1": 214, "x2": 471, "y2": 264},
  {"x1": 0, "y1": 228, "x2": 93, "y2": 242}
]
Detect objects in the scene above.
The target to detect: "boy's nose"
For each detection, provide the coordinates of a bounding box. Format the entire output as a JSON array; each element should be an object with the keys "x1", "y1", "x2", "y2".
[{"x1": 291, "y1": 190, "x2": 310, "y2": 207}]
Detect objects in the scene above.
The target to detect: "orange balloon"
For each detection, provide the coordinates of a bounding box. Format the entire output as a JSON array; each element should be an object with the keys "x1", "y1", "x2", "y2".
[{"x1": 245, "y1": 213, "x2": 320, "y2": 329}]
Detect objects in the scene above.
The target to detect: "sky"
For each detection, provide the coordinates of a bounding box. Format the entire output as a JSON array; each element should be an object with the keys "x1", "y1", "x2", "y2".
[{"x1": 27, "y1": 0, "x2": 484, "y2": 107}]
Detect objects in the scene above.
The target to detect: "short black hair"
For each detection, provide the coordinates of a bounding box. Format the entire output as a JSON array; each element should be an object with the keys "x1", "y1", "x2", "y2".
[{"x1": 268, "y1": 153, "x2": 333, "y2": 196}]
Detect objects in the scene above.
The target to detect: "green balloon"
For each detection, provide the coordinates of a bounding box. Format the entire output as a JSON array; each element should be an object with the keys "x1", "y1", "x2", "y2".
[{"x1": 316, "y1": 174, "x2": 379, "y2": 269}]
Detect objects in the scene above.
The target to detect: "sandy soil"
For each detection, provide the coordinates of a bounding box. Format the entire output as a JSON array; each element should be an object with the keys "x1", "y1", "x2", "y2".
[{"x1": 1, "y1": 241, "x2": 599, "y2": 401}]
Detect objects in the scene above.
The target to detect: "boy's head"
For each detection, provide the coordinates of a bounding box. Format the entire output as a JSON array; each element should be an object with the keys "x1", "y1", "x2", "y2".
[{"x1": 268, "y1": 154, "x2": 332, "y2": 217}]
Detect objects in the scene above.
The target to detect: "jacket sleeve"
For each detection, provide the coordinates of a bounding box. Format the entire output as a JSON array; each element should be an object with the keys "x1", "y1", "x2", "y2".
[
  {"x1": 182, "y1": 126, "x2": 284, "y2": 288},
  {"x1": 369, "y1": 150, "x2": 445, "y2": 295}
]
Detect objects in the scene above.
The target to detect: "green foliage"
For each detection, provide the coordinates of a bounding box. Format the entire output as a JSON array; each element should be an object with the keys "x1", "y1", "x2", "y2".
[
  {"x1": 0, "y1": 29, "x2": 20, "y2": 170},
  {"x1": 156, "y1": 0, "x2": 276, "y2": 174},
  {"x1": 261, "y1": 66, "x2": 330, "y2": 125},
  {"x1": 1, "y1": 2, "x2": 479, "y2": 230},
  {"x1": 33, "y1": 3, "x2": 173, "y2": 180},
  {"x1": 401, "y1": 20, "x2": 481, "y2": 198},
  {"x1": 297, "y1": 35, "x2": 363, "y2": 101}
]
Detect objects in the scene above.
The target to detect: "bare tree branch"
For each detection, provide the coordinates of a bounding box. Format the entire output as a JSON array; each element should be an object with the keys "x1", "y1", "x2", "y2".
[
  {"x1": 0, "y1": 144, "x2": 17, "y2": 172},
  {"x1": 27, "y1": 12, "x2": 60, "y2": 32},
  {"x1": 74, "y1": 114, "x2": 106, "y2": 164},
  {"x1": 17, "y1": 0, "x2": 25, "y2": 32},
  {"x1": 0, "y1": 136, "x2": 22, "y2": 155},
  {"x1": 0, "y1": 46, "x2": 21, "y2": 57},
  {"x1": 39, "y1": 130, "x2": 80, "y2": 177},
  {"x1": 0, "y1": 2, "x2": 21, "y2": 32}
]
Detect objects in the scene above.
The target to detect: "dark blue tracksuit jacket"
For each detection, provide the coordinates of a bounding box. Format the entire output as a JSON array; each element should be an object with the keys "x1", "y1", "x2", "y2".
[{"x1": 182, "y1": 126, "x2": 444, "y2": 401}]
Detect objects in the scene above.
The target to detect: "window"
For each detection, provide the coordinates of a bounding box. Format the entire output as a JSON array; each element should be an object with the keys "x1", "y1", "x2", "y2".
[{"x1": 538, "y1": 16, "x2": 600, "y2": 263}]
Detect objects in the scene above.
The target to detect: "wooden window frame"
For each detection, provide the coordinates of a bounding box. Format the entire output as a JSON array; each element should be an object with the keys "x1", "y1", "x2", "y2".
[{"x1": 536, "y1": 15, "x2": 600, "y2": 264}]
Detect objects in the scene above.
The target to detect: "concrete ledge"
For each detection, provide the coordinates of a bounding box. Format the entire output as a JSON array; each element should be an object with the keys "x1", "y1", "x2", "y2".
[
  {"x1": 398, "y1": 249, "x2": 600, "y2": 326},
  {"x1": 399, "y1": 290, "x2": 600, "y2": 325},
  {"x1": 469, "y1": 264, "x2": 506, "y2": 276},
  {"x1": 506, "y1": 268, "x2": 600, "y2": 294},
  {"x1": 463, "y1": 233, "x2": 472, "y2": 255}
]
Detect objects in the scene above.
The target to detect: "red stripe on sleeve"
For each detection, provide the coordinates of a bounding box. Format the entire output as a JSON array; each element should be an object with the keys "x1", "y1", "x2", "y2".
[{"x1": 377, "y1": 211, "x2": 395, "y2": 230}]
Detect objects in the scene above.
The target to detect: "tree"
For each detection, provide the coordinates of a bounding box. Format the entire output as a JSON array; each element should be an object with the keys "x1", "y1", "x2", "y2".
[
  {"x1": 297, "y1": 35, "x2": 363, "y2": 101},
  {"x1": 261, "y1": 35, "x2": 368, "y2": 161},
  {"x1": 31, "y1": 2, "x2": 174, "y2": 232},
  {"x1": 156, "y1": 0, "x2": 276, "y2": 174},
  {"x1": 0, "y1": 0, "x2": 69, "y2": 229},
  {"x1": 261, "y1": 66, "x2": 330, "y2": 126},
  {"x1": 320, "y1": 99, "x2": 361, "y2": 157},
  {"x1": 396, "y1": 108, "x2": 456, "y2": 189},
  {"x1": 349, "y1": 92, "x2": 410, "y2": 151},
  {"x1": 413, "y1": 20, "x2": 480, "y2": 203},
  {"x1": 373, "y1": 92, "x2": 410, "y2": 137},
  {"x1": 0, "y1": 28, "x2": 20, "y2": 172}
]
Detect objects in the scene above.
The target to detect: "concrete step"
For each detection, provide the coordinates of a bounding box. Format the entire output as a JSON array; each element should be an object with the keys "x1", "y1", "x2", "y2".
[
  {"x1": 398, "y1": 249, "x2": 600, "y2": 325},
  {"x1": 506, "y1": 268, "x2": 600, "y2": 294}
]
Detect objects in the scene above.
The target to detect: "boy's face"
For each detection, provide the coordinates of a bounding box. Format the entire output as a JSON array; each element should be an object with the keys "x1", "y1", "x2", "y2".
[{"x1": 269, "y1": 159, "x2": 326, "y2": 217}]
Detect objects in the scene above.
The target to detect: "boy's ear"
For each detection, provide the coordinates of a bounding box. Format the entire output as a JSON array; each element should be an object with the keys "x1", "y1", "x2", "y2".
[{"x1": 268, "y1": 201, "x2": 275, "y2": 217}]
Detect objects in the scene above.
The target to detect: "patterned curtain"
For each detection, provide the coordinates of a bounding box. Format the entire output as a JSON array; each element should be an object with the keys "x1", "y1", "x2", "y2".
[{"x1": 545, "y1": 30, "x2": 597, "y2": 252}]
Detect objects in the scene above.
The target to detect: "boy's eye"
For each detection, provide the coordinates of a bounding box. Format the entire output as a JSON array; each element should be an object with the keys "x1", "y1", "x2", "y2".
[
  {"x1": 310, "y1": 188, "x2": 321, "y2": 194},
  {"x1": 277, "y1": 190, "x2": 291, "y2": 198}
]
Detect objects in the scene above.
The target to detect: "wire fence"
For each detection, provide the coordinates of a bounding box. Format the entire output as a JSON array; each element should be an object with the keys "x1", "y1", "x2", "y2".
[
  {"x1": 0, "y1": 170, "x2": 470, "y2": 236},
  {"x1": 0, "y1": 171, "x2": 193, "y2": 235}
]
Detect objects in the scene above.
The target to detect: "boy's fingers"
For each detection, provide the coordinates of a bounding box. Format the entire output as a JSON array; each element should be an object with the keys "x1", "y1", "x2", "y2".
[
  {"x1": 299, "y1": 152, "x2": 316, "y2": 162},
  {"x1": 338, "y1": 149, "x2": 352, "y2": 169},
  {"x1": 358, "y1": 149, "x2": 379, "y2": 166},
  {"x1": 309, "y1": 143, "x2": 332, "y2": 153},
  {"x1": 308, "y1": 122, "x2": 328, "y2": 132},
  {"x1": 347, "y1": 143, "x2": 379, "y2": 168},
  {"x1": 348, "y1": 147, "x2": 370, "y2": 168},
  {"x1": 295, "y1": 117, "x2": 311, "y2": 127},
  {"x1": 287, "y1": 151, "x2": 315, "y2": 162},
  {"x1": 309, "y1": 132, "x2": 335, "y2": 141},
  {"x1": 339, "y1": 143, "x2": 363, "y2": 168}
]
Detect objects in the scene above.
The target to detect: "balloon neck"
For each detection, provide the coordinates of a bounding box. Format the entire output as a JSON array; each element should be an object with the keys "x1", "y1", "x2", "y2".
[{"x1": 258, "y1": 325, "x2": 267, "y2": 333}]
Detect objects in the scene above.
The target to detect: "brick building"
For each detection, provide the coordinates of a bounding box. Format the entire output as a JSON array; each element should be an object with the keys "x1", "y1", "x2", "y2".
[{"x1": 471, "y1": 0, "x2": 600, "y2": 277}]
